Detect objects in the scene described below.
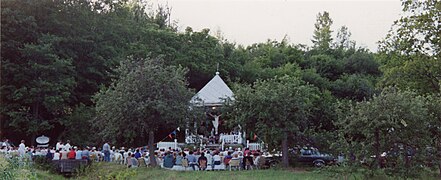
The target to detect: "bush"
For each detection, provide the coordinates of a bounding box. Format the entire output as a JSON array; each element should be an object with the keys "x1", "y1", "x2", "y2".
[
  {"x1": 0, "y1": 155, "x2": 37, "y2": 180},
  {"x1": 33, "y1": 156, "x2": 57, "y2": 173}
]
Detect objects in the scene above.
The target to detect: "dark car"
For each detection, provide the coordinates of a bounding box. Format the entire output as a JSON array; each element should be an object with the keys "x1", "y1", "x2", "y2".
[{"x1": 294, "y1": 148, "x2": 335, "y2": 167}]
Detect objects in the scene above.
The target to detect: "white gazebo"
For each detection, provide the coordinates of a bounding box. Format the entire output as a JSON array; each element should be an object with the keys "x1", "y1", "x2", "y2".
[
  {"x1": 185, "y1": 72, "x2": 263, "y2": 151},
  {"x1": 190, "y1": 72, "x2": 234, "y2": 107}
]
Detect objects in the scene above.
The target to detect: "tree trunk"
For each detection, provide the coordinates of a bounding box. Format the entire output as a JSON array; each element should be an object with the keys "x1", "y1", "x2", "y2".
[
  {"x1": 282, "y1": 131, "x2": 289, "y2": 168},
  {"x1": 438, "y1": 143, "x2": 441, "y2": 177},
  {"x1": 148, "y1": 130, "x2": 157, "y2": 167},
  {"x1": 374, "y1": 129, "x2": 381, "y2": 168},
  {"x1": 0, "y1": 114, "x2": 3, "y2": 141},
  {"x1": 31, "y1": 133, "x2": 36, "y2": 147}
]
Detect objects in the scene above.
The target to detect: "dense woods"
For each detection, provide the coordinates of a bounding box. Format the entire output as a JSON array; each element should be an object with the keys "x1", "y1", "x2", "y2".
[{"x1": 1, "y1": 0, "x2": 440, "y2": 176}]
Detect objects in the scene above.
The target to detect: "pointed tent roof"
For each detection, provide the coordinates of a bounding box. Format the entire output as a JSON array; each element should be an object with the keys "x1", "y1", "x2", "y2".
[{"x1": 190, "y1": 72, "x2": 234, "y2": 107}]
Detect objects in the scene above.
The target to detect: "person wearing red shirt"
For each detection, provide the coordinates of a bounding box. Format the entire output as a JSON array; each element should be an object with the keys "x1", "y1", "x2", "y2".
[{"x1": 68, "y1": 148, "x2": 76, "y2": 159}]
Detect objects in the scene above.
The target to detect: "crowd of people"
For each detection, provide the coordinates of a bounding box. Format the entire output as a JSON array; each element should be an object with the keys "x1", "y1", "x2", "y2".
[{"x1": 0, "y1": 139, "x2": 267, "y2": 171}]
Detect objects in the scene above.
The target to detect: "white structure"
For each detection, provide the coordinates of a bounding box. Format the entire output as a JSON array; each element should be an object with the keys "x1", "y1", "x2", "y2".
[
  {"x1": 247, "y1": 140, "x2": 264, "y2": 151},
  {"x1": 157, "y1": 139, "x2": 179, "y2": 150},
  {"x1": 220, "y1": 133, "x2": 243, "y2": 144},
  {"x1": 190, "y1": 72, "x2": 234, "y2": 107}
]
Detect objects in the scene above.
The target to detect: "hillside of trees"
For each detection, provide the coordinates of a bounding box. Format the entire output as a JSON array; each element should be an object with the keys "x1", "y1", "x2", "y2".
[{"x1": 1, "y1": 0, "x2": 440, "y2": 176}]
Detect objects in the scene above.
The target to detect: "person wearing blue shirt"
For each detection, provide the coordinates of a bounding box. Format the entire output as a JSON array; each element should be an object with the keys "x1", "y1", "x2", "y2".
[
  {"x1": 187, "y1": 151, "x2": 197, "y2": 170},
  {"x1": 134, "y1": 149, "x2": 141, "y2": 159}
]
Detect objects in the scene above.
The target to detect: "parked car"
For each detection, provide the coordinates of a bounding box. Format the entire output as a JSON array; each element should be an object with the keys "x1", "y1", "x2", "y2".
[
  {"x1": 263, "y1": 148, "x2": 335, "y2": 168},
  {"x1": 294, "y1": 148, "x2": 336, "y2": 167}
]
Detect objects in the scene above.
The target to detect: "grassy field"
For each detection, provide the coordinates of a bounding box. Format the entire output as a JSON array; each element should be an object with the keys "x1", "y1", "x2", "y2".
[
  {"x1": 34, "y1": 162, "x2": 440, "y2": 180},
  {"x1": 34, "y1": 163, "x2": 340, "y2": 180}
]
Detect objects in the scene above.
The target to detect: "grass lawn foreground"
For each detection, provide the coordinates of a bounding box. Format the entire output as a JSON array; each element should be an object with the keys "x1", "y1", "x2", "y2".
[
  {"x1": 35, "y1": 162, "x2": 340, "y2": 180},
  {"x1": 34, "y1": 162, "x2": 441, "y2": 180}
]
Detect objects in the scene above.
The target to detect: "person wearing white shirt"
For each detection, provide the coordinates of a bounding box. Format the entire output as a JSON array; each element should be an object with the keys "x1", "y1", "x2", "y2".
[
  {"x1": 64, "y1": 140, "x2": 71, "y2": 151},
  {"x1": 211, "y1": 152, "x2": 222, "y2": 170},
  {"x1": 53, "y1": 150, "x2": 61, "y2": 160},
  {"x1": 18, "y1": 140, "x2": 26, "y2": 157},
  {"x1": 56, "y1": 140, "x2": 62, "y2": 151}
]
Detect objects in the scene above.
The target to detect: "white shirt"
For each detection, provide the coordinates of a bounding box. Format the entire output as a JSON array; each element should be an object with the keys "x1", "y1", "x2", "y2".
[
  {"x1": 64, "y1": 143, "x2": 71, "y2": 151},
  {"x1": 53, "y1": 152, "x2": 61, "y2": 160},
  {"x1": 56, "y1": 142, "x2": 62, "y2": 151},
  {"x1": 18, "y1": 143, "x2": 26, "y2": 156},
  {"x1": 213, "y1": 155, "x2": 221, "y2": 162}
]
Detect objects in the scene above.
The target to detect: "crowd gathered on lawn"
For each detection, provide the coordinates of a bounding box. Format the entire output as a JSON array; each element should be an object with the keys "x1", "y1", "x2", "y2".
[{"x1": 1, "y1": 139, "x2": 268, "y2": 171}]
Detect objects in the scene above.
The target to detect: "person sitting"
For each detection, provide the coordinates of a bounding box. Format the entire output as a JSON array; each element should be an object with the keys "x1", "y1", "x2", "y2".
[
  {"x1": 130, "y1": 154, "x2": 138, "y2": 168},
  {"x1": 187, "y1": 151, "x2": 197, "y2": 170},
  {"x1": 181, "y1": 153, "x2": 189, "y2": 170},
  {"x1": 163, "y1": 152, "x2": 175, "y2": 168},
  {"x1": 126, "y1": 152, "x2": 132, "y2": 168},
  {"x1": 175, "y1": 152, "x2": 183, "y2": 166},
  {"x1": 134, "y1": 149, "x2": 141, "y2": 159},
  {"x1": 198, "y1": 152, "x2": 208, "y2": 171},
  {"x1": 211, "y1": 152, "x2": 221, "y2": 170},
  {"x1": 229, "y1": 154, "x2": 241, "y2": 171},
  {"x1": 224, "y1": 151, "x2": 233, "y2": 168}
]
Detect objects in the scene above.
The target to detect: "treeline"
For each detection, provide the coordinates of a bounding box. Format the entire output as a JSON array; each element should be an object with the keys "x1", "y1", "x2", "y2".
[{"x1": 1, "y1": 0, "x2": 440, "y2": 177}]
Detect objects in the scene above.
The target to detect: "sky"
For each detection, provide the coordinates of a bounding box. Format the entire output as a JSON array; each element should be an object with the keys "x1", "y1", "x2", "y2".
[{"x1": 153, "y1": 0, "x2": 403, "y2": 52}]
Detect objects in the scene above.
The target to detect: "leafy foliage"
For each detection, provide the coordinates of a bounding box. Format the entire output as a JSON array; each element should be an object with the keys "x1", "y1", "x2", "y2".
[
  {"x1": 94, "y1": 57, "x2": 192, "y2": 146},
  {"x1": 337, "y1": 88, "x2": 431, "y2": 177},
  {"x1": 230, "y1": 76, "x2": 318, "y2": 167}
]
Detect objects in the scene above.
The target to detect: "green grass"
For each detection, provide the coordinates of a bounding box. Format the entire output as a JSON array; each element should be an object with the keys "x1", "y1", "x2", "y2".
[
  {"x1": 34, "y1": 162, "x2": 440, "y2": 180},
  {"x1": 34, "y1": 163, "x2": 334, "y2": 180}
]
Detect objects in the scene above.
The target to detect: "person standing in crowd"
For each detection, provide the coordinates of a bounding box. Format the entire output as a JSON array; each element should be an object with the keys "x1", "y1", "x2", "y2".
[
  {"x1": 103, "y1": 142, "x2": 110, "y2": 162},
  {"x1": 68, "y1": 148, "x2": 76, "y2": 159},
  {"x1": 56, "y1": 140, "x2": 62, "y2": 151},
  {"x1": 64, "y1": 140, "x2": 71, "y2": 151},
  {"x1": 82, "y1": 147, "x2": 90, "y2": 161},
  {"x1": 53, "y1": 150, "x2": 61, "y2": 160},
  {"x1": 60, "y1": 148, "x2": 68, "y2": 160},
  {"x1": 76, "y1": 147, "x2": 83, "y2": 160},
  {"x1": 18, "y1": 140, "x2": 26, "y2": 157},
  {"x1": 46, "y1": 147, "x2": 54, "y2": 160}
]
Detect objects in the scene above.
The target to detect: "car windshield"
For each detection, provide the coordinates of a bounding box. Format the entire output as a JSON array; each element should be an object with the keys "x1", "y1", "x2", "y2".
[{"x1": 301, "y1": 149, "x2": 320, "y2": 155}]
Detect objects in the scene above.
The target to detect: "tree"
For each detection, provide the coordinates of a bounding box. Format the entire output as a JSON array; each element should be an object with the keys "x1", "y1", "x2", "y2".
[
  {"x1": 230, "y1": 76, "x2": 317, "y2": 167},
  {"x1": 338, "y1": 87, "x2": 430, "y2": 176},
  {"x1": 312, "y1": 11, "x2": 333, "y2": 51},
  {"x1": 3, "y1": 35, "x2": 76, "y2": 145},
  {"x1": 378, "y1": 0, "x2": 440, "y2": 94},
  {"x1": 334, "y1": 25, "x2": 355, "y2": 50},
  {"x1": 94, "y1": 57, "x2": 193, "y2": 167},
  {"x1": 426, "y1": 93, "x2": 441, "y2": 176}
]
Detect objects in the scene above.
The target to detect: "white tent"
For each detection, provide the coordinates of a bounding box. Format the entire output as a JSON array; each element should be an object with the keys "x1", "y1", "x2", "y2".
[{"x1": 190, "y1": 72, "x2": 234, "y2": 107}]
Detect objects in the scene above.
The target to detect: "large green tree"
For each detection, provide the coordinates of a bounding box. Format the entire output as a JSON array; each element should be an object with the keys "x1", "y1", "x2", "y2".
[
  {"x1": 94, "y1": 57, "x2": 192, "y2": 166},
  {"x1": 378, "y1": 0, "x2": 440, "y2": 94},
  {"x1": 230, "y1": 76, "x2": 317, "y2": 167},
  {"x1": 338, "y1": 88, "x2": 430, "y2": 176}
]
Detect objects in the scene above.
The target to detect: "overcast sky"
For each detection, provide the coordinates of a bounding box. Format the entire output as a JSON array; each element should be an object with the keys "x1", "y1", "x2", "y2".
[{"x1": 153, "y1": 0, "x2": 402, "y2": 52}]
